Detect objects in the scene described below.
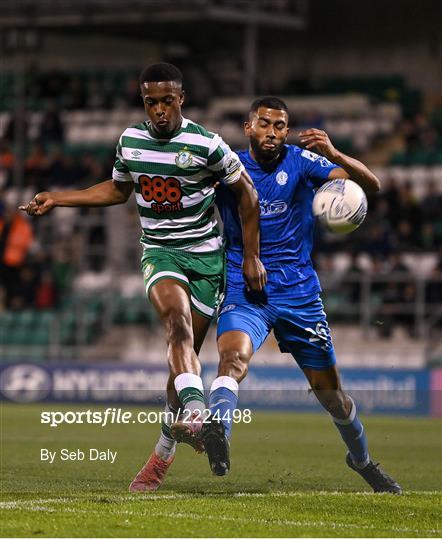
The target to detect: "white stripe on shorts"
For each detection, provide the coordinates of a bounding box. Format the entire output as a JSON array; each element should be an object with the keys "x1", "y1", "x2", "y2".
[
  {"x1": 145, "y1": 271, "x2": 189, "y2": 296},
  {"x1": 191, "y1": 294, "x2": 214, "y2": 317}
]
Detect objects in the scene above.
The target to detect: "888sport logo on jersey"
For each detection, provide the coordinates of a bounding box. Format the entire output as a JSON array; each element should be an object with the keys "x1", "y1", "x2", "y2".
[{"x1": 139, "y1": 175, "x2": 183, "y2": 214}]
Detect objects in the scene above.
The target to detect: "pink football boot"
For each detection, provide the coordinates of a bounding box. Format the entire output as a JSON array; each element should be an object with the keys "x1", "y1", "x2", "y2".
[
  {"x1": 170, "y1": 411, "x2": 205, "y2": 453},
  {"x1": 129, "y1": 452, "x2": 175, "y2": 492}
]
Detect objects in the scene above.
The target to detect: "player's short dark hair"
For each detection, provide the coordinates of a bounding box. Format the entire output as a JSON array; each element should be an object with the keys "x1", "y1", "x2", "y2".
[
  {"x1": 139, "y1": 63, "x2": 183, "y2": 86},
  {"x1": 250, "y1": 96, "x2": 288, "y2": 113}
]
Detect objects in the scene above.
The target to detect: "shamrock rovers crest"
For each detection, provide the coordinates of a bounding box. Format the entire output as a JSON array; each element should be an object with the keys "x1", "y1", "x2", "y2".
[
  {"x1": 175, "y1": 148, "x2": 193, "y2": 169},
  {"x1": 143, "y1": 263, "x2": 155, "y2": 281}
]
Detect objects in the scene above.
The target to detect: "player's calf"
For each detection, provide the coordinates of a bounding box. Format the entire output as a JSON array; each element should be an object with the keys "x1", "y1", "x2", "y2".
[
  {"x1": 209, "y1": 375, "x2": 239, "y2": 439},
  {"x1": 213, "y1": 344, "x2": 250, "y2": 439},
  {"x1": 208, "y1": 333, "x2": 252, "y2": 475},
  {"x1": 306, "y1": 368, "x2": 370, "y2": 468},
  {"x1": 319, "y1": 390, "x2": 352, "y2": 420},
  {"x1": 330, "y1": 395, "x2": 370, "y2": 467}
]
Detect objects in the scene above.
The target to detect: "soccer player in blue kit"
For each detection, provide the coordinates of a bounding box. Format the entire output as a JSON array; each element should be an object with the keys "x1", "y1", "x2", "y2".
[{"x1": 208, "y1": 97, "x2": 402, "y2": 493}]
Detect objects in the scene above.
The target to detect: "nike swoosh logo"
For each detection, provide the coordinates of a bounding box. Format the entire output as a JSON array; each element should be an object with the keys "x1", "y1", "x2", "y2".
[{"x1": 211, "y1": 398, "x2": 230, "y2": 407}]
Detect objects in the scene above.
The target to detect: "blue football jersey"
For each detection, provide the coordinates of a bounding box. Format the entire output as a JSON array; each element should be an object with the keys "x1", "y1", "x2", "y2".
[{"x1": 215, "y1": 144, "x2": 340, "y2": 300}]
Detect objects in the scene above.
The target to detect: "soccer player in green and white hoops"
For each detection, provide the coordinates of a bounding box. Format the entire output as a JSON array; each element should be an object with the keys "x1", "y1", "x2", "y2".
[{"x1": 20, "y1": 63, "x2": 267, "y2": 491}]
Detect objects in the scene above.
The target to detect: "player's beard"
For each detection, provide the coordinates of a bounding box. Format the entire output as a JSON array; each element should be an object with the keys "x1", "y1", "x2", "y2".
[{"x1": 250, "y1": 136, "x2": 284, "y2": 164}]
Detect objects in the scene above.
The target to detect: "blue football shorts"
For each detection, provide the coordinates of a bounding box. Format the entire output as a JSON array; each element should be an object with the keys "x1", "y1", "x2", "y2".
[{"x1": 217, "y1": 290, "x2": 336, "y2": 371}]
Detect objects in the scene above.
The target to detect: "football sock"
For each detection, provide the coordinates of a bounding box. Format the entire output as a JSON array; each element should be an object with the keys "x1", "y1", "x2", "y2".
[
  {"x1": 154, "y1": 402, "x2": 179, "y2": 461},
  {"x1": 174, "y1": 372, "x2": 206, "y2": 417},
  {"x1": 332, "y1": 396, "x2": 370, "y2": 468},
  {"x1": 209, "y1": 376, "x2": 239, "y2": 439}
]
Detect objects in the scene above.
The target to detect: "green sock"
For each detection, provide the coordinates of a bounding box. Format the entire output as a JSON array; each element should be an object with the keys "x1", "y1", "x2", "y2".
[{"x1": 174, "y1": 373, "x2": 205, "y2": 416}]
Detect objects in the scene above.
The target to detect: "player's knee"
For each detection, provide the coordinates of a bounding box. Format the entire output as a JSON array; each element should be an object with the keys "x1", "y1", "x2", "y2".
[{"x1": 218, "y1": 350, "x2": 249, "y2": 382}]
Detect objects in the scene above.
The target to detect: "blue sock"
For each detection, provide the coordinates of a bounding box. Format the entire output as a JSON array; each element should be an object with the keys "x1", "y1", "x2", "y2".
[
  {"x1": 332, "y1": 397, "x2": 370, "y2": 467},
  {"x1": 209, "y1": 376, "x2": 239, "y2": 439}
]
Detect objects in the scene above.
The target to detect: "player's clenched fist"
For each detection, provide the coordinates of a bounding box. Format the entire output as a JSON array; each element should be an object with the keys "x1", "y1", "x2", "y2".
[
  {"x1": 298, "y1": 128, "x2": 339, "y2": 162},
  {"x1": 242, "y1": 254, "x2": 267, "y2": 292},
  {"x1": 19, "y1": 192, "x2": 57, "y2": 216}
]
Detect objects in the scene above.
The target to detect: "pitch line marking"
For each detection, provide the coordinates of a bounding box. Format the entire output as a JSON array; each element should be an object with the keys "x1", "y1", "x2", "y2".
[
  {"x1": 1, "y1": 489, "x2": 439, "y2": 505},
  {"x1": 231, "y1": 490, "x2": 442, "y2": 497},
  {"x1": 142, "y1": 510, "x2": 442, "y2": 535},
  {"x1": 1, "y1": 489, "x2": 440, "y2": 508}
]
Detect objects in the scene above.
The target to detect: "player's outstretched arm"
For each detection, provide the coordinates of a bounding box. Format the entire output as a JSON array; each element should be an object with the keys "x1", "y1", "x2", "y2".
[
  {"x1": 228, "y1": 170, "x2": 267, "y2": 291},
  {"x1": 19, "y1": 180, "x2": 134, "y2": 216},
  {"x1": 299, "y1": 128, "x2": 381, "y2": 193}
]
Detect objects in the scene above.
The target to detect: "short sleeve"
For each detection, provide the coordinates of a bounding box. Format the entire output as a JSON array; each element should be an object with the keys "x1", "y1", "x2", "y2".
[
  {"x1": 299, "y1": 148, "x2": 340, "y2": 187},
  {"x1": 112, "y1": 136, "x2": 132, "y2": 183},
  {"x1": 207, "y1": 134, "x2": 244, "y2": 185}
]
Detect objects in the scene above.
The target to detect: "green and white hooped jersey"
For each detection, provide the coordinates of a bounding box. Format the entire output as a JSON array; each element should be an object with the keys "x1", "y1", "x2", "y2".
[{"x1": 112, "y1": 117, "x2": 244, "y2": 252}]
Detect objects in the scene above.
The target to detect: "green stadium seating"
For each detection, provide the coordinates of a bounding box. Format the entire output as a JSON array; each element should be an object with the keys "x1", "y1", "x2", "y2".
[{"x1": 390, "y1": 152, "x2": 409, "y2": 166}]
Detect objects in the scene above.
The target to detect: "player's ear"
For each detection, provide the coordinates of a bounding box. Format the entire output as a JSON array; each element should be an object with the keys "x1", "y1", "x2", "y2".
[
  {"x1": 244, "y1": 120, "x2": 251, "y2": 136},
  {"x1": 179, "y1": 90, "x2": 185, "y2": 105}
]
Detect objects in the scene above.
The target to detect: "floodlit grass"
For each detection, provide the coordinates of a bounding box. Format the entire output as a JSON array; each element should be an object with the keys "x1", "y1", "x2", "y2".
[{"x1": 1, "y1": 403, "x2": 441, "y2": 537}]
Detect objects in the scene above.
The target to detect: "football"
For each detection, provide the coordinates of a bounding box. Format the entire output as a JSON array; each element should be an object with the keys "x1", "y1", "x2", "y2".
[{"x1": 312, "y1": 179, "x2": 368, "y2": 234}]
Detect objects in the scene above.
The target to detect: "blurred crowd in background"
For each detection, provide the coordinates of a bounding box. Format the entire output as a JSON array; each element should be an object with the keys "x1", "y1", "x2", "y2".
[{"x1": 1, "y1": 67, "x2": 441, "y2": 345}]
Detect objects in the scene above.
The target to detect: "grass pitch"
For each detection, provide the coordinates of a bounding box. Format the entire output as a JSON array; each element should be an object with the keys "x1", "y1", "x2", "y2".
[{"x1": 1, "y1": 403, "x2": 441, "y2": 537}]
